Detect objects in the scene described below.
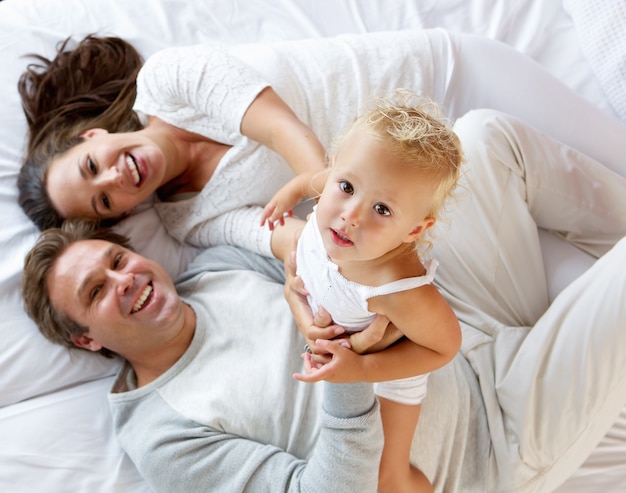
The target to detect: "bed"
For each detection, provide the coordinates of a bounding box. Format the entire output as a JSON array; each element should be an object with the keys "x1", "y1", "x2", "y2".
[{"x1": 0, "y1": 0, "x2": 624, "y2": 491}]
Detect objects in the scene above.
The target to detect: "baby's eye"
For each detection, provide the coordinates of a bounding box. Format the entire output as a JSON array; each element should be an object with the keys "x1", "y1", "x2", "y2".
[
  {"x1": 87, "y1": 157, "x2": 97, "y2": 174},
  {"x1": 374, "y1": 203, "x2": 391, "y2": 216},
  {"x1": 339, "y1": 180, "x2": 354, "y2": 195}
]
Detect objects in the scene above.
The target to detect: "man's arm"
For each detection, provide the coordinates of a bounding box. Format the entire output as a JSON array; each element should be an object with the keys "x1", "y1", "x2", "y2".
[
  {"x1": 111, "y1": 382, "x2": 383, "y2": 492},
  {"x1": 178, "y1": 243, "x2": 286, "y2": 285}
]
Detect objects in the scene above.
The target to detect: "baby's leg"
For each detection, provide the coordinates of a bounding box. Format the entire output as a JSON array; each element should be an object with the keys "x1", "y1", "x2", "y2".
[
  {"x1": 427, "y1": 29, "x2": 626, "y2": 178},
  {"x1": 377, "y1": 399, "x2": 433, "y2": 493}
]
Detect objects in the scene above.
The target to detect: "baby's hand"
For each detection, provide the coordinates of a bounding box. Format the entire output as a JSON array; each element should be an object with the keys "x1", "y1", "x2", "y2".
[
  {"x1": 261, "y1": 174, "x2": 312, "y2": 230},
  {"x1": 261, "y1": 201, "x2": 293, "y2": 231}
]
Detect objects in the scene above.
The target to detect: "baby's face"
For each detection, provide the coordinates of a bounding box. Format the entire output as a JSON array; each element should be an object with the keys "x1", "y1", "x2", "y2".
[{"x1": 315, "y1": 128, "x2": 436, "y2": 264}]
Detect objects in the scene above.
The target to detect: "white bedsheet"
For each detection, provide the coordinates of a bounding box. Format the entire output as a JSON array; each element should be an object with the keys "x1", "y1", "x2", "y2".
[{"x1": 0, "y1": 0, "x2": 623, "y2": 492}]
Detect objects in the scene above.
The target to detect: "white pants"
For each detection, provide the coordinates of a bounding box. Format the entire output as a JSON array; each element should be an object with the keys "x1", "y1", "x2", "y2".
[
  {"x1": 431, "y1": 109, "x2": 626, "y2": 491},
  {"x1": 428, "y1": 29, "x2": 626, "y2": 178}
]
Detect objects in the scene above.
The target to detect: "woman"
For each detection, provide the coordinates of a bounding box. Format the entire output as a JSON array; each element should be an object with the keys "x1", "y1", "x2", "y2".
[
  {"x1": 19, "y1": 35, "x2": 327, "y2": 257},
  {"x1": 18, "y1": 29, "x2": 626, "y2": 259}
]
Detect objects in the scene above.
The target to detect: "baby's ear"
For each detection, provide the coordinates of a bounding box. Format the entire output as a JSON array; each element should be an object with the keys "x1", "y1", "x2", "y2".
[
  {"x1": 403, "y1": 217, "x2": 436, "y2": 243},
  {"x1": 71, "y1": 333, "x2": 103, "y2": 352}
]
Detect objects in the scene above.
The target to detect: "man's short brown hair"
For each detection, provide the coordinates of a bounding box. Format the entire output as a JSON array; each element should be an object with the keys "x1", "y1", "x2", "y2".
[{"x1": 21, "y1": 219, "x2": 132, "y2": 357}]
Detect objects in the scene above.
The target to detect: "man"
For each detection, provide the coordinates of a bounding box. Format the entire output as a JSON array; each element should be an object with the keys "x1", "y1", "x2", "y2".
[{"x1": 21, "y1": 220, "x2": 385, "y2": 492}]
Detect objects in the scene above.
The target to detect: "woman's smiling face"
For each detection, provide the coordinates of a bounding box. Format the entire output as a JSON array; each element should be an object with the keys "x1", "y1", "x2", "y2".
[{"x1": 46, "y1": 128, "x2": 168, "y2": 220}]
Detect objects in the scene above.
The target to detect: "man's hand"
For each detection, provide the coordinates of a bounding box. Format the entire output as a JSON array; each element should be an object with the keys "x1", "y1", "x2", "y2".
[
  {"x1": 293, "y1": 339, "x2": 366, "y2": 383},
  {"x1": 283, "y1": 251, "x2": 344, "y2": 363}
]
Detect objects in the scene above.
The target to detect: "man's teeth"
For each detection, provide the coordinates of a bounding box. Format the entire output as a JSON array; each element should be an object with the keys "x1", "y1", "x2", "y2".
[
  {"x1": 126, "y1": 155, "x2": 141, "y2": 185},
  {"x1": 132, "y1": 285, "x2": 152, "y2": 313}
]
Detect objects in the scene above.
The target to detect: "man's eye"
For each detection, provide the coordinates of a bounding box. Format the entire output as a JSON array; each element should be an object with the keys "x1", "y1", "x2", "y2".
[
  {"x1": 89, "y1": 285, "x2": 102, "y2": 302},
  {"x1": 113, "y1": 253, "x2": 123, "y2": 269},
  {"x1": 374, "y1": 204, "x2": 391, "y2": 216},
  {"x1": 87, "y1": 157, "x2": 97, "y2": 174},
  {"x1": 339, "y1": 181, "x2": 354, "y2": 194}
]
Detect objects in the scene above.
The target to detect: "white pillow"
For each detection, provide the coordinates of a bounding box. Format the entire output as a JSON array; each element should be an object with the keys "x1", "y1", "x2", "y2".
[
  {"x1": 0, "y1": 0, "x2": 213, "y2": 406},
  {"x1": 564, "y1": 0, "x2": 626, "y2": 120},
  {"x1": 0, "y1": 377, "x2": 152, "y2": 492}
]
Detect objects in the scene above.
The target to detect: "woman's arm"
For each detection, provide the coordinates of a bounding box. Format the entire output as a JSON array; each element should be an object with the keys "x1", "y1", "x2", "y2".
[
  {"x1": 241, "y1": 87, "x2": 327, "y2": 176},
  {"x1": 241, "y1": 87, "x2": 328, "y2": 226}
]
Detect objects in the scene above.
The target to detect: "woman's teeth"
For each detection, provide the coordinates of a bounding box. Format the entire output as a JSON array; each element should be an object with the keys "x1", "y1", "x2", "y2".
[
  {"x1": 126, "y1": 155, "x2": 141, "y2": 185},
  {"x1": 132, "y1": 284, "x2": 152, "y2": 313}
]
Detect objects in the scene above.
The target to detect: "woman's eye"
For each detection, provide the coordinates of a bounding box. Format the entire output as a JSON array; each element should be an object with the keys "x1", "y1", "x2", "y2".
[
  {"x1": 374, "y1": 204, "x2": 391, "y2": 216},
  {"x1": 101, "y1": 195, "x2": 111, "y2": 210},
  {"x1": 339, "y1": 181, "x2": 354, "y2": 194},
  {"x1": 87, "y1": 157, "x2": 97, "y2": 174}
]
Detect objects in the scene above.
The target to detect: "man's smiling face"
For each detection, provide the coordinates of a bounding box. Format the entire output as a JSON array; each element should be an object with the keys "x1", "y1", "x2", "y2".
[{"x1": 48, "y1": 239, "x2": 186, "y2": 359}]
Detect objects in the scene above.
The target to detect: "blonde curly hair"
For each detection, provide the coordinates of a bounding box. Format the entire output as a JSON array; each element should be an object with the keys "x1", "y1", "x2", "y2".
[{"x1": 331, "y1": 90, "x2": 464, "y2": 252}]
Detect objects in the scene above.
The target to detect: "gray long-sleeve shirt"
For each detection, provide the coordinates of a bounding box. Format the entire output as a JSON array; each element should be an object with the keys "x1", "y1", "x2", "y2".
[{"x1": 109, "y1": 246, "x2": 384, "y2": 492}]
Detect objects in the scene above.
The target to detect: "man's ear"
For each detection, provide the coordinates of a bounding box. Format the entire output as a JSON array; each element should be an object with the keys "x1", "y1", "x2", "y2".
[
  {"x1": 71, "y1": 333, "x2": 103, "y2": 352},
  {"x1": 403, "y1": 217, "x2": 436, "y2": 243},
  {"x1": 78, "y1": 128, "x2": 109, "y2": 140}
]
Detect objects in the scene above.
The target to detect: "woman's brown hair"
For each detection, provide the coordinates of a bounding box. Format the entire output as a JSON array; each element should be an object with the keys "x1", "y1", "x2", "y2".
[{"x1": 17, "y1": 35, "x2": 145, "y2": 230}]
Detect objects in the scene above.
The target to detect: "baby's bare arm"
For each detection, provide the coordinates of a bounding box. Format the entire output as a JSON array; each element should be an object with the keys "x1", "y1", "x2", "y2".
[{"x1": 357, "y1": 285, "x2": 461, "y2": 381}]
